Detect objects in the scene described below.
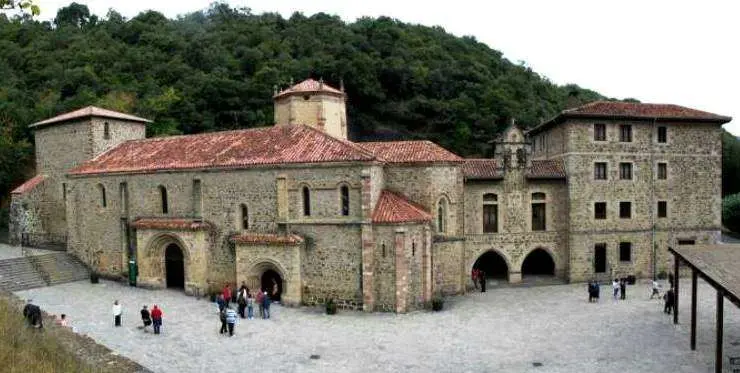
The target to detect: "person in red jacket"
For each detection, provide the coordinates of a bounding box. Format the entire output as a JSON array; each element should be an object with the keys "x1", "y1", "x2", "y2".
[
  {"x1": 150, "y1": 305, "x2": 163, "y2": 335},
  {"x1": 222, "y1": 284, "x2": 232, "y2": 308}
]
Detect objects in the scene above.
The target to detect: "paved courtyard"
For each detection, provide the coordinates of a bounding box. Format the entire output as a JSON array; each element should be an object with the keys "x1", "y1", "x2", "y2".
[{"x1": 13, "y1": 278, "x2": 740, "y2": 373}]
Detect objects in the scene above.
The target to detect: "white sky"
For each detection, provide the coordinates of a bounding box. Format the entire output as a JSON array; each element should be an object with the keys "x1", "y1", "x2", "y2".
[{"x1": 29, "y1": 0, "x2": 740, "y2": 134}]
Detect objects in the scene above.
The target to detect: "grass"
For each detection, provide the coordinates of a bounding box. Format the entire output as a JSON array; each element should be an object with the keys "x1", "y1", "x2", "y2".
[{"x1": 0, "y1": 296, "x2": 95, "y2": 373}]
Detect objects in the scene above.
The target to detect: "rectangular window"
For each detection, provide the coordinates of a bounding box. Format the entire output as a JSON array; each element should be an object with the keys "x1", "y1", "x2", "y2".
[
  {"x1": 193, "y1": 180, "x2": 202, "y2": 218},
  {"x1": 119, "y1": 182, "x2": 128, "y2": 215},
  {"x1": 62, "y1": 183, "x2": 67, "y2": 202},
  {"x1": 594, "y1": 123, "x2": 606, "y2": 141},
  {"x1": 620, "y1": 125, "x2": 632, "y2": 142},
  {"x1": 594, "y1": 202, "x2": 607, "y2": 219},
  {"x1": 619, "y1": 242, "x2": 632, "y2": 262},
  {"x1": 619, "y1": 163, "x2": 633, "y2": 180},
  {"x1": 483, "y1": 204, "x2": 498, "y2": 233},
  {"x1": 619, "y1": 201, "x2": 631, "y2": 218},
  {"x1": 657, "y1": 126, "x2": 667, "y2": 143},
  {"x1": 678, "y1": 239, "x2": 695, "y2": 245},
  {"x1": 594, "y1": 162, "x2": 607, "y2": 180},
  {"x1": 594, "y1": 244, "x2": 607, "y2": 273},
  {"x1": 657, "y1": 201, "x2": 667, "y2": 218},
  {"x1": 532, "y1": 203, "x2": 546, "y2": 231},
  {"x1": 657, "y1": 163, "x2": 667, "y2": 180}
]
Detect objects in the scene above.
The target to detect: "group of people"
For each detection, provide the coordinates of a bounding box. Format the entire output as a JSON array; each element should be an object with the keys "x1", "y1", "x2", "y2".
[
  {"x1": 471, "y1": 268, "x2": 487, "y2": 292},
  {"x1": 110, "y1": 300, "x2": 164, "y2": 334},
  {"x1": 586, "y1": 276, "x2": 677, "y2": 315},
  {"x1": 216, "y1": 282, "x2": 275, "y2": 337}
]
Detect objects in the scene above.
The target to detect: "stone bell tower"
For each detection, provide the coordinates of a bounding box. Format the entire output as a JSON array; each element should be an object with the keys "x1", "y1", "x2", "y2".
[
  {"x1": 273, "y1": 78, "x2": 348, "y2": 140},
  {"x1": 493, "y1": 118, "x2": 530, "y2": 171}
]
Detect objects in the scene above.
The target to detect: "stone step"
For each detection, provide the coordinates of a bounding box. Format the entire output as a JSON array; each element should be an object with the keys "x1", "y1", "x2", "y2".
[{"x1": 0, "y1": 252, "x2": 90, "y2": 291}]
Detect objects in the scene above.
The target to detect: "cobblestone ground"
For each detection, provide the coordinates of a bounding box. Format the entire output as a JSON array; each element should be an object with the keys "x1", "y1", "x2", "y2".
[{"x1": 13, "y1": 279, "x2": 740, "y2": 373}]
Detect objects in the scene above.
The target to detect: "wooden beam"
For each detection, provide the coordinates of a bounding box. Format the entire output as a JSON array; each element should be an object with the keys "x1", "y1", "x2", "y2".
[
  {"x1": 716, "y1": 290, "x2": 724, "y2": 373},
  {"x1": 674, "y1": 257, "x2": 680, "y2": 324},
  {"x1": 691, "y1": 270, "x2": 697, "y2": 350}
]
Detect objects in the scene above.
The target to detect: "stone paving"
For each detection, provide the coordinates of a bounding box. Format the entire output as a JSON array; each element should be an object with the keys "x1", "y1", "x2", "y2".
[{"x1": 12, "y1": 278, "x2": 740, "y2": 373}]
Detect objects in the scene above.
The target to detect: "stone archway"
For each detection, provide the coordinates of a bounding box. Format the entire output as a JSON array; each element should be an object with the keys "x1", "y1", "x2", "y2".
[
  {"x1": 139, "y1": 233, "x2": 191, "y2": 291},
  {"x1": 245, "y1": 260, "x2": 287, "y2": 303},
  {"x1": 261, "y1": 269, "x2": 283, "y2": 302},
  {"x1": 165, "y1": 243, "x2": 185, "y2": 289},
  {"x1": 473, "y1": 250, "x2": 510, "y2": 282},
  {"x1": 521, "y1": 248, "x2": 555, "y2": 279}
]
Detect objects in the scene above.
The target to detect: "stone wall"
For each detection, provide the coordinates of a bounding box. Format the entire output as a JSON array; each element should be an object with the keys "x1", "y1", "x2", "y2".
[
  {"x1": 9, "y1": 179, "x2": 47, "y2": 245},
  {"x1": 432, "y1": 238, "x2": 464, "y2": 294},
  {"x1": 274, "y1": 94, "x2": 347, "y2": 140}
]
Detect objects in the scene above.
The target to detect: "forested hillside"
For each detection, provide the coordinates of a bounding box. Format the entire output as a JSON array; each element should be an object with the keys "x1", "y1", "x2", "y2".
[{"x1": 1, "y1": 2, "x2": 738, "y2": 219}]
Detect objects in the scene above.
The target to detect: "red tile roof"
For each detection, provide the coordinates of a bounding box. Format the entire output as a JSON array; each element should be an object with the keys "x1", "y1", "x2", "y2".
[
  {"x1": 30, "y1": 106, "x2": 152, "y2": 128},
  {"x1": 130, "y1": 218, "x2": 213, "y2": 231},
  {"x1": 462, "y1": 159, "x2": 501, "y2": 179},
  {"x1": 68, "y1": 125, "x2": 377, "y2": 176},
  {"x1": 372, "y1": 190, "x2": 433, "y2": 224},
  {"x1": 231, "y1": 233, "x2": 304, "y2": 245},
  {"x1": 358, "y1": 141, "x2": 463, "y2": 164},
  {"x1": 11, "y1": 175, "x2": 46, "y2": 194},
  {"x1": 274, "y1": 78, "x2": 344, "y2": 98},
  {"x1": 529, "y1": 101, "x2": 731, "y2": 135},
  {"x1": 527, "y1": 159, "x2": 566, "y2": 179}
]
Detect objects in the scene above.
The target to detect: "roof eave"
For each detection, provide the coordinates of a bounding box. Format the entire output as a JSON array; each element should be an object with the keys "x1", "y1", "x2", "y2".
[
  {"x1": 30, "y1": 114, "x2": 152, "y2": 129},
  {"x1": 528, "y1": 113, "x2": 732, "y2": 136}
]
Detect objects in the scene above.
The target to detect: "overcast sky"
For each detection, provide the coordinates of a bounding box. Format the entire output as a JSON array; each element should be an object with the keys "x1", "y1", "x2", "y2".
[{"x1": 31, "y1": 0, "x2": 740, "y2": 134}]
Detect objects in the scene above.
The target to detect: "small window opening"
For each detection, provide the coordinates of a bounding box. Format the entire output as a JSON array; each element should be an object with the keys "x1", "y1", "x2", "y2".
[
  {"x1": 240, "y1": 204, "x2": 249, "y2": 229},
  {"x1": 103, "y1": 122, "x2": 110, "y2": 140},
  {"x1": 340, "y1": 185, "x2": 350, "y2": 216},
  {"x1": 159, "y1": 186, "x2": 168, "y2": 214},
  {"x1": 302, "y1": 186, "x2": 311, "y2": 216}
]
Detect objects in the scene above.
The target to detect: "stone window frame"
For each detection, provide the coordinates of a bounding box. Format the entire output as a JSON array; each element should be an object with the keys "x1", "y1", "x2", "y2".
[
  {"x1": 619, "y1": 242, "x2": 632, "y2": 262},
  {"x1": 657, "y1": 200, "x2": 668, "y2": 218},
  {"x1": 436, "y1": 196, "x2": 449, "y2": 234},
  {"x1": 619, "y1": 162, "x2": 633, "y2": 180},
  {"x1": 103, "y1": 122, "x2": 110, "y2": 140},
  {"x1": 656, "y1": 126, "x2": 668, "y2": 144},
  {"x1": 338, "y1": 183, "x2": 350, "y2": 216},
  {"x1": 301, "y1": 185, "x2": 311, "y2": 217},
  {"x1": 97, "y1": 183, "x2": 106, "y2": 208},
  {"x1": 593, "y1": 123, "x2": 607, "y2": 142},
  {"x1": 238, "y1": 203, "x2": 249, "y2": 230},
  {"x1": 158, "y1": 185, "x2": 168, "y2": 214},
  {"x1": 656, "y1": 161, "x2": 668, "y2": 180},
  {"x1": 594, "y1": 161, "x2": 608, "y2": 180},
  {"x1": 482, "y1": 193, "x2": 499, "y2": 233},
  {"x1": 594, "y1": 201, "x2": 607, "y2": 220},
  {"x1": 619, "y1": 124, "x2": 632, "y2": 142},
  {"x1": 530, "y1": 192, "x2": 547, "y2": 231},
  {"x1": 619, "y1": 201, "x2": 631, "y2": 219}
]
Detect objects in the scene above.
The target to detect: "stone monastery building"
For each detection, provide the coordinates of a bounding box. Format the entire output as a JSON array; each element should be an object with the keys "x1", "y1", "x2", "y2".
[{"x1": 9, "y1": 79, "x2": 731, "y2": 312}]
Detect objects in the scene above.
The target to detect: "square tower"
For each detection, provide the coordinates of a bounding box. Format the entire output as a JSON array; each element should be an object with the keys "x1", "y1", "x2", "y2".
[{"x1": 273, "y1": 78, "x2": 348, "y2": 140}]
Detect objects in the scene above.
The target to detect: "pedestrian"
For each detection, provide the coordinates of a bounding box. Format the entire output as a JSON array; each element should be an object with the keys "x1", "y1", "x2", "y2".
[
  {"x1": 55, "y1": 314, "x2": 69, "y2": 327},
  {"x1": 257, "y1": 290, "x2": 265, "y2": 318},
  {"x1": 272, "y1": 279, "x2": 280, "y2": 303},
  {"x1": 620, "y1": 278, "x2": 627, "y2": 300},
  {"x1": 594, "y1": 280, "x2": 600, "y2": 301},
  {"x1": 668, "y1": 273, "x2": 674, "y2": 288},
  {"x1": 479, "y1": 270, "x2": 486, "y2": 292},
  {"x1": 664, "y1": 288, "x2": 675, "y2": 314},
  {"x1": 471, "y1": 268, "x2": 479, "y2": 289},
  {"x1": 140, "y1": 305, "x2": 152, "y2": 332},
  {"x1": 151, "y1": 305, "x2": 163, "y2": 334},
  {"x1": 29, "y1": 303, "x2": 43, "y2": 329},
  {"x1": 223, "y1": 284, "x2": 232, "y2": 308},
  {"x1": 219, "y1": 307, "x2": 228, "y2": 335},
  {"x1": 112, "y1": 300, "x2": 122, "y2": 327},
  {"x1": 237, "y1": 288, "x2": 247, "y2": 319},
  {"x1": 612, "y1": 279, "x2": 620, "y2": 300},
  {"x1": 247, "y1": 291, "x2": 254, "y2": 319},
  {"x1": 216, "y1": 293, "x2": 225, "y2": 313},
  {"x1": 225, "y1": 306, "x2": 237, "y2": 336},
  {"x1": 263, "y1": 291, "x2": 271, "y2": 319},
  {"x1": 650, "y1": 279, "x2": 661, "y2": 299},
  {"x1": 22, "y1": 299, "x2": 33, "y2": 327},
  {"x1": 587, "y1": 281, "x2": 594, "y2": 302}
]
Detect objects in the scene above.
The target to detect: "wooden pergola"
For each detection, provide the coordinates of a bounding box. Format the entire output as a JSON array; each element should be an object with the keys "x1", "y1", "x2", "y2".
[{"x1": 669, "y1": 244, "x2": 740, "y2": 373}]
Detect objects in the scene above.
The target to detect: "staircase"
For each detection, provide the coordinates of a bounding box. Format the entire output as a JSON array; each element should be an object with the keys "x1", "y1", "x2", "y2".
[{"x1": 0, "y1": 252, "x2": 90, "y2": 292}]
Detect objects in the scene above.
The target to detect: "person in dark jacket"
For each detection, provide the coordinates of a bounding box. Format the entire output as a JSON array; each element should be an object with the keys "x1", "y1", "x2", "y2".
[
  {"x1": 262, "y1": 291, "x2": 271, "y2": 319},
  {"x1": 479, "y1": 270, "x2": 486, "y2": 292},
  {"x1": 664, "y1": 288, "x2": 675, "y2": 314},
  {"x1": 140, "y1": 305, "x2": 152, "y2": 332},
  {"x1": 620, "y1": 279, "x2": 627, "y2": 300},
  {"x1": 22, "y1": 299, "x2": 33, "y2": 326},
  {"x1": 219, "y1": 308, "x2": 228, "y2": 335}
]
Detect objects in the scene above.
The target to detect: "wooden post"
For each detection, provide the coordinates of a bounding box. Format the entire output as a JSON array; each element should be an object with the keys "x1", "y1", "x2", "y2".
[
  {"x1": 674, "y1": 257, "x2": 680, "y2": 324},
  {"x1": 716, "y1": 290, "x2": 724, "y2": 373},
  {"x1": 691, "y1": 269, "x2": 697, "y2": 350}
]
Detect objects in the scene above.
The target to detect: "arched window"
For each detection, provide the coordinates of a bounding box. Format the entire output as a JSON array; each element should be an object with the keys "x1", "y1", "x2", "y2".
[
  {"x1": 103, "y1": 122, "x2": 110, "y2": 140},
  {"x1": 302, "y1": 186, "x2": 311, "y2": 216},
  {"x1": 483, "y1": 193, "x2": 498, "y2": 233},
  {"x1": 97, "y1": 183, "x2": 106, "y2": 208},
  {"x1": 240, "y1": 204, "x2": 249, "y2": 230},
  {"x1": 531, "y1": 192, "x2": 546, "y2": 231},
  {"x1": 437, "y1": 197, "x2": 448, "y2": 233},
  {"x1": 340, "y1": 185, "x2": 350, "y2": 216},
  {"x1": 159, "y1": 186, "x2": 168, "y2": 214}
]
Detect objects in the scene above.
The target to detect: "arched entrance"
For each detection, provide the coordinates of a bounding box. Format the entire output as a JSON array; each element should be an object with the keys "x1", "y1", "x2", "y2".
[
  {"x1": 165, "y1": 243, "x2": 185, "y2": 289},
  {"x1": 260, "y1": 269, "x2": 283, "y2": 302},
  {"x1": 473, "y1": 250, "x2": 509, "y2": 281},
  {"x1": 521, "y1": 248, "x2": 555, "y2": 278}
]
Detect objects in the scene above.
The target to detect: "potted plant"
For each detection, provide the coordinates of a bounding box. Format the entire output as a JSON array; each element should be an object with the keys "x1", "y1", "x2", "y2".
[{"x1": 325, "y1": 299, "x2": 337, "y2": 315}]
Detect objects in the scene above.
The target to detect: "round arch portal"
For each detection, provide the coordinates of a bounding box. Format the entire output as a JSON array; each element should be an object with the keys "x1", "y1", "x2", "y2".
[
  {"x1": 521, "y1": 248, "x2": 555, "y2": 277},
  {"x1": 246, "y1": 260, "x2": 287, "y2": 303},
  {"x1": 473, "y1": 250, "x2": 509, "y2": 280},
  {"x1": 165, "y1": 243, "x2": 185, "y2": 289}
]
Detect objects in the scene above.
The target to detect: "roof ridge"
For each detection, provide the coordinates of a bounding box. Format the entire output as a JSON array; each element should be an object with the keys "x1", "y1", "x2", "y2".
[{"x1": 299, "y1": 125, "x2": 377, "y2": 159}]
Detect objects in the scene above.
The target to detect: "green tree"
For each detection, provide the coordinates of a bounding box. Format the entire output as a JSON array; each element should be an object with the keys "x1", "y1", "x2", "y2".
[
  {"x1": 0, "y1": 0, "x2": 39, "y2": 16},
  {"x1": 722, "y1": 193, "x2": 740, "y2": 233}
]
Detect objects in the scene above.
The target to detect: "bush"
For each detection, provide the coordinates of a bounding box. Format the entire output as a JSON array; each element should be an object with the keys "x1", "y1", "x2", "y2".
[
  {"x1": 723, "y1": 193, "x2": 740, "y2": 232},
  {"x1": 431, "y1": 297, "x2": 444, "y2": 311},
  {"x1": 325, "y1": 299, "x2": 337, "y2": 315}
]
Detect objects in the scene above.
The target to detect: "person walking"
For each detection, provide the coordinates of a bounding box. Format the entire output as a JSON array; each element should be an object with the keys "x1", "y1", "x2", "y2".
[
  {"x1": 112, "y1": 300, "x2": 122, "y2": 327},
  {"x1": 588, "y1": 281, "x2": 595, "y2": 302},
  {"x1": 479, "y1": 270, "x2": 486, "y2": 292},
  {"x1": 140, "y1": 305, "x2": 152, "y2": 332},
  {"x1": 219, "y1": 307, "x2": 228, "y2": 335},
  {"x1": 263, "y1": 291, "x2": 271, "y2": 319},
  {"x1": 664, "y1": 288, "x2": 675, "y2": 314},
  {"x1": 222, "y1": 284, "x2": 232, "y2": 308},
  {"x1": 650, "y1": 279, "x2": 661, "y2": 299},
  {"x1": 225, "y1": 307, "x2": 238, "y2": 336},
  {"x1": 471, "y1": 268, "x2": 479, "y2": 289},
  {"x1": 612, "y1": 279, "x2": 620, "y2": 300},
  {"x1": 22, "y1": 299, "x2": 34, "y2": 327},
  {"x1": 247, "y1": 291, "x2": 254, "y2": 320},
  {"x1": 151, "y1": 305, "x2": 163, "y2": 334},
  {"x1": 216, "y1": 293, "x2": 225, "y2": 313},
  {"x1": 620, "y1": 278, "x2": 627, "y2": 300},
  {"x1": 256, "y1": 290, "x2": 265, "y2": 319},
  {"x1": 237, "y1": 288, "x2": 247, "y2": 319}
]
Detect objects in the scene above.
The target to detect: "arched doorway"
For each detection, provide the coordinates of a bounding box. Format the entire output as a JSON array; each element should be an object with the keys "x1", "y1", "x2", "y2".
[
  {"x1": 473, "y1": 250, "x2": 509, "y2": 281},
  {"x1": 260, "y1": 269, "x2": 283, "y2": 302},
  {"x1": 165, "y1": 243, "x2": 185, "y2": 289},
  {"x1": 521, "y1": 248, "x2": 555, "y2": 277}
]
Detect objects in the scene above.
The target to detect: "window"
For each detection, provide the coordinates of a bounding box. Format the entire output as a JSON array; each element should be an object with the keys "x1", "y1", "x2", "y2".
[
  {"x1": 657, "y1": 201, "x2": 667, "y2": 218},
  {"x1": 437, "y1": 197, "x2": 448, "y2": 233},
  {"x1": 531, "y1": 193, "x2": 546, "y2": 231},
  {"x1": 594, "y1": 123, "x2": 606, "y2": 141},
  {"x1": 619, "y1": 125, "x2": 632, "y2": 142},
  {"x1": 159, "y1": 186, "x2": 168, "y2": 214},
  {"x1": 619, "y1": 163, "x2": 633, "y2": 180},
  {"x1": 594, "y1": 162, "x2": 607, "y2": 180},
  {"x1": 412, "y1": 242, "x2": 416, "y2": 257},
  {"x1": 62, "y1": 183, "x2": 67, "y2": 202},
  {"x1": 482, "y1": 193, "x2": 498, "y2": 233},
  {"x1": 619, "y1": 242, "x2": 632, "y2": 262},
  {"x1": 103, "y1": 122, "x2": 110, "y2": 140},
  {"x1": 340, "y1": 185, "x2": 350, "y2": 216},
  {"x1": 382, "y1": 243, "x2": 386, "y2": 258},
  {"x1": 97, "y1": 184, "x2": 106, "y2": 208},
  {"x1": 240, "y1": 204, "x2": 249, "y2": 229},
  {"x1": 594, "y1": 202, "x2": 607, "y2": 219},
  {"x1": 657, "y1": 163, "x2": 667, "y2": 180},
  {"x1": 119, "y1": 182, "x2": 128, "y2": 214},
  {"x1": 657, "y1": 126, "x2": 667, "y2": 143},
  {"x1": 302, "y1": 186, "x2": 311, "y2": 216},
  {"x1": 678, "y1": 239, "x2": 695, "y2": 245},
  {"x1": 619, "y1": 201, "x2": 631, "y2": 219},
  {"x1": 193, "y1": 180, "x2": 202, "y2": 217}
]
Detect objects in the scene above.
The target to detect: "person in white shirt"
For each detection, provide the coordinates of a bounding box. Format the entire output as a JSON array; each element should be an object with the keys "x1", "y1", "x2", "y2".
[
  {"x1": 612, "y1": 279, "x2": 620, "y2": 300},
  {"x1": 650, "y1": 280, "x2": 661, "y2": 299},
  {"x1": 113, "y1": 300, "x2": 122, "y2": 327}
]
